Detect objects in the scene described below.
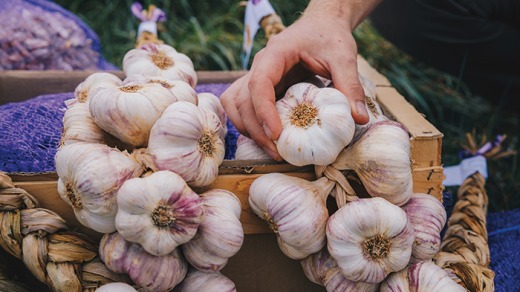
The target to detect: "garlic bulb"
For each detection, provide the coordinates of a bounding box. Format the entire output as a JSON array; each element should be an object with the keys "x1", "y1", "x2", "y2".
[
  {"x1": 380, "y1": 260, "x2": 466, "y2": 291},
  {"x1": 123, "y1": 74, "x2": 198, "y2": 105},
  {"x1": 74, "y1": 72, "x2": 122, "y2": 103},
  {"x1": 301, "y1": 248, "x2": 380, "y2": 292},
  {"x1": 327, "y1": 197, "x2": 414, "y2": 284},
  {"x1": 174, "y1": 270, "x2": 236, "y2": 292},
  {"x1": 89, "y1": 82, "x2": 176, "y2": 147},
  {"x1": 276, "y1": 82, "x2": 355, "y2": 166},
  {"x1": 249, "y1": 173, "x2": 334, "y2": 259},
  {"x1": 402, "y1": 193, "x2": 447, "y2": 262},
  {"x1": 60, "y1": 99, "x2": 107, "y2": 146},
  {"x1": 115, "y1": 170, "x2": 203, "y2": 256},
  {"x1": 99, "y1": 232, "x2": 188, "y2": 291},
  {"x1": 197, "y1": 92, "x2": 228, "y2": 140},
  {"x1": 95, "y1": 282, "x2": 137, "y2": 292},
  {"x1": 123, "y1": 43, "x2": 197, "y2": 88},
  {"x1": 329, "y1": 120, "x2": 413, "y2": 206},
  {"x1": 147, "y1": 101, "x2": 225, "y2": 188},
  {"x1": 182, "y1": 189, "x2": 243, "y2": 272},
  {"x1": 234, "y1": 135, "x2": 271, "y2": 160},
  {"x1": 55, "y1": 142, "x2": 144, "y2": 233}
]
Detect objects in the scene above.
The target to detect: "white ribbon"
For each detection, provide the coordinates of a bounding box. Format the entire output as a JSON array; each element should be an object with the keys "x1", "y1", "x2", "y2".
[{"x1": 242, "y1": 0, "x2": 276, "y2": 69}]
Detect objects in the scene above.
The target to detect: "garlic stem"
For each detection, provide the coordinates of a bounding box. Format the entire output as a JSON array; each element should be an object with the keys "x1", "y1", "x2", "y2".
[{"x1": 151, "y1": 51, "x2": 174, "y2": 69}]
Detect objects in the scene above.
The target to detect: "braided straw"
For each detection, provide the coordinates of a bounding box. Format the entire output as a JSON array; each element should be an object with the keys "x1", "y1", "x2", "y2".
[{"x1": 0, "y1": 172, "x2": 132, "y2": 291}]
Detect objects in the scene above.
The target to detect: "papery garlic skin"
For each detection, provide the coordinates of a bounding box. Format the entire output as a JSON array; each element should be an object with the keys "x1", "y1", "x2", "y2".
[
  {"x1": 234, "y1": 135, "x2": 271, "y2": 160},
  {"x1": 380, "y1": 260, "x2": 466, "y2": 291},
  {"x1": 402, "y1": 193, "x2": 447, "y2": 262},
  {"x1": 148, "y1": 101, "x2": 225, "y2": 188},
  {"x1": 197, "y1": 92, "x2": 228, "y2": 140},
  {"x1": 99, "y1": 232, "x2": 188, "y2": 292},
  {"x1": 301, "y1": 248, "x2": 380, "y2": 292},
  {"x1": 327, "y1": 197, "x2": 414, "y2": 284},
  {"x1": 249, "y1": 173, "x2": 334, "y2": 260},
  {"x1": 60, "y1": 99, "x2": 107, "y2": 146},
  {"x1": 182, "y1": 189, "x2": 244, "y2": 272},
  {"x1": 115, "y1": 170, "x2": 203, "y2": 256},
  {"x1": 95, "y1": 282, "x2": 137, "y2": 292},
  {"x1": 89, "y1": 82, "x2": 176, "y2": 147},
  {"x1": 173, "y1": 270, "x2": 236, "y2": 292},
  {"x1": 123, "y1": 43, "x2": 197, "y2": 88},
  {"x1": 74, "y1": 72, "x2": 122, "y2": 103},
  {"x1": 55, "y1": 142, "x2": 144, "y2": 233},
  {"x1": 276, "y1": 82, "x2": 355, "y2": 166},
  {"x1": 332, "y1": 120, "x2": 413, "y2": 206},
  {"x1": 123, "y1": 74, "x2": 198, "y2": 105}
]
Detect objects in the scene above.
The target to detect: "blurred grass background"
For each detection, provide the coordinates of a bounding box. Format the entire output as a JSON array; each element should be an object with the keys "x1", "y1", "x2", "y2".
[{"x1": 54, "y1": 0, "x2": 519, "y2": 212}]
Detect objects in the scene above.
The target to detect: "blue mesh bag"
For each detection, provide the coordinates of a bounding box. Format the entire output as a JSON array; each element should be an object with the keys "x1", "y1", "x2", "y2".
[{"x1": 0, "y1": 0, "x2": 117, "y2": 70}]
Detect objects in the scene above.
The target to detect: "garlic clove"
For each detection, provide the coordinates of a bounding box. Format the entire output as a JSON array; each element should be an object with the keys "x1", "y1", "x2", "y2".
[
  {"x1": 197, "y1": 92, "x2": 228, "y2": 141},
  {"x1": 147, "y1": 101, "x2": 225, "y2": 188},
  {"x1": 115, "y1": 170, "x2": 203, "y2": 256},
  {"x1": 123, "y1": 43, "x2": 197, "y2": 88},
  {"x1": 74, "y1": 72, "x2": 122, "y2": 103},
  {"x1": 234, "y1": 134, "x2": 272, "y2": 160},
  {"x1": 402, "y1": 193, "x2": 447, "y2": 262},
  {"x1": 276, "y1": 82, "x2": 355, "y2": 166},
  {"x1": 173, "y1": 270, "x2": 236, "y2": 292},
  {"x1": 326, "y1": 197, "x2": 415, "y2": 284},
  {"x1": 123, "y1": 74, "x2": 198, "y2": 105},
  {"x1": 249, "y1": 173, "x2": 334, "y2": 259}
]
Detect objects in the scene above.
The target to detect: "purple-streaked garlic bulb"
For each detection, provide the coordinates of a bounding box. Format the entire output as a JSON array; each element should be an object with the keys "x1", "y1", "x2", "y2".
[
  {"x1": 95, "y1": 282, "x2": 137, "y2": 292},
  {"x1": 99, "y1": 232, "x2": 188, "y2": 291},
  {"x1": 173, "y1": 270, "x2": 236, "y2": 292},
  {"x1": 182, "y1": 189, "x2": 243, "y2": 272},
  {"x1": 275, "y1": 82, "x2": 355, "y2": 166},
  {"x1": 147, "y1": 101, "x2": 225, "y2": 188},
  {"x1": 327, "y1": 197, "x2": 414, "y2": 284},
  {"x1": 115, "y1": 170, "x2": 203, "y2": 256},
  {"x1": 402, "y1": 193, "x2": 447, "y2": 262},
  {"x1": 197, "y1": 92, "x2": 228, "y2": 140},
  {"x1": 123, "y1": 74, "x2": 198, "y2": 105},
  {"x1": 74, "y1": 72, "x2": 122, "y2": 103},
  {"x1": 60, "y1": 99, "x2": 107, "y2": 146},
  {"x1": 89, "y1": 82, "x2": 176, "y2": 147},
  {"x1": 234, "y1": 135, "x2": 271, "y2": 160},
  {"x1": 123, "y1": 43, "x2": 197, "y2": 88},
  {"x1": 380, "y1": 260, "x2": 466, "y2": 291},
  {"x1": 330, "y1": 120, "x2": 413, "y2": 206},
  {"x1": 301, "y1": 248, "x2": 380, "y2": 292},
  {"x1": 55, "y1": 142, "x2": 144, "y2": 233},
  {"x1": 249, "y1": 173, "x2": 334, "y2": 259}
]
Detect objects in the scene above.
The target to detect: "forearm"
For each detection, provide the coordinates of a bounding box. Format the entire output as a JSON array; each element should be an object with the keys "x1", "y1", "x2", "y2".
[{"x1": 304, "y1": 0, "x2": 383, "y2": 30}]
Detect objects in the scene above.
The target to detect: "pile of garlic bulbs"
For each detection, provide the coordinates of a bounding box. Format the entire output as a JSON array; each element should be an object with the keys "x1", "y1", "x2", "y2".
[
  {"x1": 55, "y1": 41, "x2": 241, "y2": 291},
  {"x1": 246, "y1": 78, "x2": 464, "y2": 291}
]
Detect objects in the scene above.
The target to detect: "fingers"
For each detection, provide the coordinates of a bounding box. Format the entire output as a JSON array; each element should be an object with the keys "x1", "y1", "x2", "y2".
[{"x1": 329, "y1": 55, "x2": 369, "y2": 125}]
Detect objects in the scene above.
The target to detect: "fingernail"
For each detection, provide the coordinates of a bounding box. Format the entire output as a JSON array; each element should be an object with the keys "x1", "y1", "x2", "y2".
[
  {"x1": 263, "y1": 145, "x2": 281, "y2": 161},
  {"x1": 263, "y1": 124, "x2": 273, "y2": 140},
  {"x1": 356, "y1": 101, "x2": 369, "y2": 118}
]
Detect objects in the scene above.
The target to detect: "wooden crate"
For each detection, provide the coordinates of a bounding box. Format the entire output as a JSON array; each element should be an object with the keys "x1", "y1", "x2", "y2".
[{"x1": 1, "y1": 56, "x2": 443, "y2": 291}]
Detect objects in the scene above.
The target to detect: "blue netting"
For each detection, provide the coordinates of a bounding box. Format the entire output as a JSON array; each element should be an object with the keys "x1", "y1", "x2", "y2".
[
  {"x1": 0, "y1": 0, "x2": 117, "y2": 70},
  {"x1": 0, "y1": 83, "x2": 238, "y2": 174}
]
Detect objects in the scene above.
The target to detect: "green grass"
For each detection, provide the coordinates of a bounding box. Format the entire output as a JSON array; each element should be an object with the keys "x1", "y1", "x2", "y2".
[{"x1": 54, "y1": 0, "x2": 519, "y2": 212}]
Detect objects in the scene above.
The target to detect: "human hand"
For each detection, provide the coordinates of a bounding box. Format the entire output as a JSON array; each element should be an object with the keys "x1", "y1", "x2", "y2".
[{"x1": 221, "y1": 5, "x2": 370, "y2": 161}]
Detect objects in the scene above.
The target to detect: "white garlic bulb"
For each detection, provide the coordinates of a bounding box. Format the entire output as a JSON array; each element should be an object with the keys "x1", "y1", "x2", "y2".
[
  {"x1": 123, "y1": 74, "x2": 198, "y2": 105},
  {"x1": 197, "y1": 92, "x2": 228, "y2": 141},
  {"x1": 380, "y1": 260, "x2": 466, "y2": 291},
  {"x1": 402, "y1": 193, "x2": 447, "y2": 262},
  {"x1": 89, "y1": 82, "x2": 176, "y2": 147},
  {"x1": 327, "y1": 197, "x2": 415, "y2": 284},
  {"x1": 301, "y1": 248, "x2": 380, "y2": 291},
  {"x1": 55, "y1": 142, "x2": 144, "y2": 233},
  {"x1": 147, "y1": 101, "x2": 225, "y2": 188},
  {"x1": 95, "y1": 282, "x2": 137, "y2": 292},
  {"x1": 182, "y1": 189, "x2": 243, "y2": 272},
  {"x1": 99, "y1": 232, "x2": 188, "y2": 291},
  {"x1": 123, "y1": 43, "x2": 197, "y2": 88},
  {"x1": 115, "y1": 170, "x2": 203, "y2": 256},
  {"x1": 330, "y1": 120, "x2": 413, "y2": 206},
  {"x1": 173, "y1": 270, "x2": 236, "y2": 292},
  {"x1": 234, "y1": 134, "x2": 271, "y2": 160},
  {"x1": 249, "y1": 173, "x2": 334, "y2": 260},
  {"x1": 74, "y1": 72, "x2": 122, "y2": 103},
  {"x1": 60, "y1": 99, "x2": 107, "y2": 146},
  {"x1": 276, "y1": 82, "x2": 355, "y2": 166}
]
